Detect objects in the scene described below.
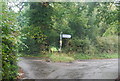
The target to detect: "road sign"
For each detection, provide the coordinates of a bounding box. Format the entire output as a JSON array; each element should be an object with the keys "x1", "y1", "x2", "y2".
[
  {"x1": 62, "y1": 34, "x2": 71, "y2": 38},
  {"x1": 59, "y1": 32, "x2": 72, "y2": 52}
]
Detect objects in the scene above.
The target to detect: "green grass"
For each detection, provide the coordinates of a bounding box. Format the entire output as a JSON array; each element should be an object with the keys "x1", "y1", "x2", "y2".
[
  {"x1": 20, "y1": 53, "x2": 118, "y2": 62},
  {"x1": 20, "y1": 53, "x2": 74, "y2": 62},
  {"x1": 73, "y1": 53, "x2": 118, "y2": 60},
  {"x1": 97, "y1": 53, "x2": 118, "y2": 59},
  {"x1": 50, "y1": 53, "x2": 74, "y2": 62}
]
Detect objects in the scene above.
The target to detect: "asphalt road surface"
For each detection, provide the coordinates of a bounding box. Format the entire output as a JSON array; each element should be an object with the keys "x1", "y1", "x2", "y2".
[{"x1": 18, "y1": 57, "x2": 118, "y2": 79}]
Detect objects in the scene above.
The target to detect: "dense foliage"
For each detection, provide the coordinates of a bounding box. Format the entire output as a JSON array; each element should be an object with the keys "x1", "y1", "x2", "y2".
[
  {"x1": 19, "y1": 2, "x2": 54, "y2": 54},
  {"x1": 19, "y1": 2, "x2": 118, "y2": 55},
  {"x1": 1, "y1": 2, "x2": 19, "y2": 79}
]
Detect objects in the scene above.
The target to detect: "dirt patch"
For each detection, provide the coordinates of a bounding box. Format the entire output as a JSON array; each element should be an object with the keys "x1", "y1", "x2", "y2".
[{"x1": 17, "y1": 67, "x2": 25, "y2": 79}]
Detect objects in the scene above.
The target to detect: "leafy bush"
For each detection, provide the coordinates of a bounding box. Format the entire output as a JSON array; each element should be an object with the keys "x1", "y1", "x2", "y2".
[
  {"x1": 65, "y1": 38, "x2": 96, "y2": 54},
  {"x1": 96, "y1": 36, "x2": 118, "y2": 53},
  {"x1": 64, "y1": 36, "x2": 118, "y2": 54},
  {"x1": 18, "y1": 37, "x2": 40, "y2": 54},
  {"x1": 1, "y1": 3, "x2": 19, "y2": 79}
]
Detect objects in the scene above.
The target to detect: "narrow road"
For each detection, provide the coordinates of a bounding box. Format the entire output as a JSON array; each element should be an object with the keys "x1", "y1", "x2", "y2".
[{"x1": 18, "y1": 57, "x2": 118, "y2": 79}]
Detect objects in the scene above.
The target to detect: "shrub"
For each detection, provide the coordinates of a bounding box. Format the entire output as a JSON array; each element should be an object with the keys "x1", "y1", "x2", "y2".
[
  {"x1": 64, "y1": 36, "x2": 118, "y2": 54},
  {"x1": 96, "y1": 36, "x2": 118, "y2": 53},
  {"x1": 2, "y1": 3, "x2": 19, "y2": 79},
  {"x1": 65, "y1": 38, "x2": 96, "y2": 54}
]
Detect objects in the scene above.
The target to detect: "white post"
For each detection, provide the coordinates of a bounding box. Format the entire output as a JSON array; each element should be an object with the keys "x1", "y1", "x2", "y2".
[{"x1": 59, "y1": 32, "x2": 62, "y2": 52}]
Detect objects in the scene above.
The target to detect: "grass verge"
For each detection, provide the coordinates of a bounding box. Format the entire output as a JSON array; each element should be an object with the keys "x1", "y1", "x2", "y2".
[
  {"x1": 50, "y1": 53, "x2": 74, "y2": 62},
  {"x1": 20, "y1": 53, "x2": 118, "y2": 62},
  {"x1": 73, "y1": 53, "x2": 118, "y2": 60}
]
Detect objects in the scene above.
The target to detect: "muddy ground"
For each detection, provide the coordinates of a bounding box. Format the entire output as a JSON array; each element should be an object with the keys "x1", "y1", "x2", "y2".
[{"x1": 18, "y1": 57, "x2": 118, "y2": 79}]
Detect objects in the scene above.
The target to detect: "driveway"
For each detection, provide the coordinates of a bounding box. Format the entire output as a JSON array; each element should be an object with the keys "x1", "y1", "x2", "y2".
[{"x1": 18, "y1": 57, "x2": 118, "y2": 79}]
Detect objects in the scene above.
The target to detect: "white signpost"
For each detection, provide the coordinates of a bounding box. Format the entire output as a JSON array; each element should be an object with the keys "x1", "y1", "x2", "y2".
[
  {"x1": 62, "y1": 34, "x2": 71, "y2": 38},
  {"x1": 59, "y1": 32, "x2": 71, "y2": 52}
]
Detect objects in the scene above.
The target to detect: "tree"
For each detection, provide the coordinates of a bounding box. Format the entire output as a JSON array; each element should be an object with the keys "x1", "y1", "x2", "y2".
[
  {"x1": 19, "y1": 2, "x2": 54, "y2": 54},
  {"x1": 19, "y1": 2, "x2": 118, "y2": 54}
]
